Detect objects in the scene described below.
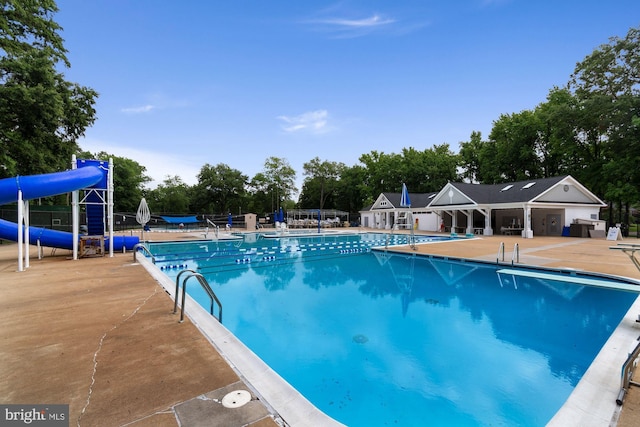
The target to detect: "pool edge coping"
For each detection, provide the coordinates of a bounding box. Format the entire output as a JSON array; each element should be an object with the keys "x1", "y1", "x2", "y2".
[
  {"x1": 139, "y1": 241, "x2": 640, "y2": 427},
  {"x1": 137, "y1": 254, "x2": 346, "y2": 427}
]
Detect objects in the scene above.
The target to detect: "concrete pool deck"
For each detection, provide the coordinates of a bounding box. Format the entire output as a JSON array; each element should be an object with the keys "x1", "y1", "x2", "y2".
[{"x1": 1, "y1": 230, "x2": 640, "y2": 426}]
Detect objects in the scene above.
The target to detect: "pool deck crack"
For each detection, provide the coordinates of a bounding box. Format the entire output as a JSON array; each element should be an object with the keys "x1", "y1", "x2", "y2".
[{"x1": 76, "y1": 286, "x2": 160, "y2": 427}]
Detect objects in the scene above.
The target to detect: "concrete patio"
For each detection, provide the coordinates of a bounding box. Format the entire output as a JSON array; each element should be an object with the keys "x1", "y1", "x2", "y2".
[{"x1": 2, "y1": 230, "x2": 640, "y2": 426}]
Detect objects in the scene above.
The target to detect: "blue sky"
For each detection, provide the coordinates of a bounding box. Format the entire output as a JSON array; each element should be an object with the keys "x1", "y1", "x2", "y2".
[{"x1": 55, "y1": 1, "x2": 639, "y2": 192}]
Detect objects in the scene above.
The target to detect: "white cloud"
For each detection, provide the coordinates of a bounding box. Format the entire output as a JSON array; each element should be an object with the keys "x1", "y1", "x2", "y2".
[
  {"x1": 277, "y1": 110, "x2": 332, "y2": 134},
  {"x1": 318, "y1": 14, "x2": 395, "y2": 28},
  {"x1": 306, "y1": 10, "x2": 397, "y2": 38},
  {"x1": 120, "y1": 104, "x2": 155, "y2": 114}
]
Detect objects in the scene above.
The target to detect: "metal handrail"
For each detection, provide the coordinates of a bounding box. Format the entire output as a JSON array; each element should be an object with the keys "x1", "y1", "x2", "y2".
[
  {"x1": 173, "y1": 269, "x2": 197, "y2": 314},
  {"x1": 133, "y1": 243, "x2": 155, "y2": 263},
  {"x1": 617, "y1": 339, "x2": 640, "y2": 405},
  {"x1": 497, "y1": 242, "x2": 505, "y2": 263},
  {"x1": 176, "y1": 272, "x2": 222, "y2": 323},
  {"x1": 408, "y1": 211, "x2": 416, "y2": 250},
  {"x1": 206, "y1": 219, "x2": 219, "y2": 239},
  {"x1": 512, "y1": 243, "x2": 519, "y2": 265}
]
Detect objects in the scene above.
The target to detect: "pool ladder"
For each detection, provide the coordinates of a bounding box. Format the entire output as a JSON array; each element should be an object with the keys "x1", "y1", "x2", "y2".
[
  {"x1": 173, "y1": 269, "x2": 222, "y2": 323},
  {"x1": 133, "y1": 243, "x2": 155, "y2": 263},
  {"x1": 497, "y1": 242, "x2": 520, "y2": 265},
  {"x1": 617, "y1": 338, "x2": 640, "y2": 405}
]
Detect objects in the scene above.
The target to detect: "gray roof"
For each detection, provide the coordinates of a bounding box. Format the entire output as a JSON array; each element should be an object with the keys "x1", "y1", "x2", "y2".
[
  {"x1": 360, "y1": 175, "x2": 602, "y2": 212},
  {"x1": 449, "y1": 175, "x2": 567, "y2": 205},
  {"x1": 381, "y1": 192, "x2": 438, "y2": 208}
]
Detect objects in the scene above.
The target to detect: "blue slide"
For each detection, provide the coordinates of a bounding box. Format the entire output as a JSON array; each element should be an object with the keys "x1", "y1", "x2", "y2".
[{"x1": 0, "y1": 167, "x2": 139, "y2": 251}]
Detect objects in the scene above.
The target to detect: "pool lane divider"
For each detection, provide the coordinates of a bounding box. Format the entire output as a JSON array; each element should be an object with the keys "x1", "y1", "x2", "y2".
[{"x1": 158, "y1": 240, "x2": 380, "y2": 272}]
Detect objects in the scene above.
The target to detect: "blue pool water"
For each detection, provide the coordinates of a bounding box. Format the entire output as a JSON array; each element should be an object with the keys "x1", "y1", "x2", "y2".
[{"x1": 148, "y1": 233, "x2": 637, "y2": 426}]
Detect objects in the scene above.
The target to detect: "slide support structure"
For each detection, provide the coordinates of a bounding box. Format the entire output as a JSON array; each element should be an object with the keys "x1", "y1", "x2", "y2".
[
  {"x1": 108, "y1": 158, "x2": 114, "y2": 257},
  {"x1": 72, "y1": 155, "x2": 79, "y2": 260},
  {"x1": 17, "y1": 191, "x2": 23, "y2": 271}
]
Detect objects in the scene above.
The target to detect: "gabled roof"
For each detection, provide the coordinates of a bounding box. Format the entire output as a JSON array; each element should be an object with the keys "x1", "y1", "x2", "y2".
[
  {"x1": 382, "y1": 192, "x2": 437, "y2": 208},
  {"x1": 359, "y1": 175, "x2": 605, "y2": 213},
  {"x1": 376, "y1": 192, "x2": 438, "y2": 209},
  {"x1": 429, "y1": 175, "x2": 605, "y2": 208}
]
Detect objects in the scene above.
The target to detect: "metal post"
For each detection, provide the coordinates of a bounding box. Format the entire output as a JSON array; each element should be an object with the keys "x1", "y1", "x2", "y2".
[
  {"x1": 71, "y1": 155, "x2": 79, "y2": 260},
  {"x1": 17, "y1": 190, "x2": 23, "y2": 272},
  {"x1": 24, "y1": 199, "x2": 30, "y2": 269},
  {"x1": 108, "y1": 158, "x2": 114, "y2": 257}
]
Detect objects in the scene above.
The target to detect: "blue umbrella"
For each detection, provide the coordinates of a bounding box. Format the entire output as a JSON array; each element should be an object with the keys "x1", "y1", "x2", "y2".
[
  {"x1": 279, "y1": 207, "x2": 284, "y2": 223},
  {"x1": 227, "y1": 213, "x2": 232, "y2": 226},
  {"x1": 400, "y1": 183, "x2": 411, "y2": 208}
]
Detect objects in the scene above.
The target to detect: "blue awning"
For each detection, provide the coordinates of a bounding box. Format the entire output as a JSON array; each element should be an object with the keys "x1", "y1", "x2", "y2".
[{"x1": 160, "y1": 216, "x2": 200, "y2": 224}]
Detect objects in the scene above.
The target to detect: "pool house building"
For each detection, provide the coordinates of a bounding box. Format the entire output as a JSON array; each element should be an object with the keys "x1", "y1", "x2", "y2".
[{"x1": 360, "y1": 175, "x2": 606, "y2": 238}]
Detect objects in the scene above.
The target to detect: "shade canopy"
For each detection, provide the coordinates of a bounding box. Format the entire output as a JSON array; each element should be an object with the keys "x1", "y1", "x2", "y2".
[{"x1": 160, "y1": 216, "x2": 199, "y2": 224}]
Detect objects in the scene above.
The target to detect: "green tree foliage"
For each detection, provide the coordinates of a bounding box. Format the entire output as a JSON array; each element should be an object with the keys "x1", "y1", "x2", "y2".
[
  {"x1": 533, "y1": 88, "x2": 579, "y2": 178},
  {"x1": 334, "y1": 164, "x2": 369, "y2": 215},
  {"x1": 458, "y1": 131, "x2": 484, "y2": 183},
  {"x1": 358, "y1": 145, "x2": 459, "y2": 199},
  {"x1": 569, "y1": 25, "x2": 640, "y2": 223},
  {"x1": 299, "y1": 157, "x2": 345, "y2": 209},
  {"x1": 358, "y1": 150, "x2": 404, "y2": 198},
  {"x1": 0, "y1": 0, "x2": 98, "y2": 178},
  {"x1": 146, "y1": 175, "x2": 190, "y2": 214},
  {"x1": 410, "y1": 144, "x2": 460, "y2": 192},
  {"x1": 248, "y1": 157, "x2": 296, "y2": 215},
  {"x1": 487, "y1": 110, "x2": 542, "y2": 182},
  {"x1": 191, "y1": 163, "x2": 247, "y2": 214},
  {"x1": 570, "y1": 26, "x2": 640, "y2": 99},
  {"x1": 246, "y1": 172, "x2": 271, "y2": 215}
]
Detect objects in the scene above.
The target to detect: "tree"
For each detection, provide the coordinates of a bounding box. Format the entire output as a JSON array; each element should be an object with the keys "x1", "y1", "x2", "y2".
[
  {"x1": 487, "y1": 110, "x2": 542, "y2": 182},
  {"x1": 190, "y1": 163, "x2": 247, "y2": 214},
  {"x1": 299, "y1": 157, "x2": 345, "y2": 209},
  {"x1": 146, "y1": 175, "x2": 191, "y2": 214},
  {"x1": 533, "y1": 88, "x2": 580, "y2": 178},
  {"x1": 358, "y1": 145, "x2": 459, "y2": 198},
  {"x1": 408, "y1": 144, "x2": 460, "y2": 192},
  {"x1": 570, "y1": 26, "x2": 640, "y2": 99},
  {"x1": 358, "y1": 151, "x2": 403, "y2": 198},
  {"x1": 458, "y1": 131, "x2": 485, "y2": 183},
  {"x1": 261, "y1": 157, "x2": 297, "y2": 214},
  {"x1": 568, "y1": 25, "x2": 640, "y2": 223},
  {"x1": 0, "y1": 0, "x2": 98, "y2": 178},
  {"x1": 246, "y1": 172, "x2": 272, "y2": 215},
  {"x1": 334, "y1": 164, "x2": 369, "y2": 215}
]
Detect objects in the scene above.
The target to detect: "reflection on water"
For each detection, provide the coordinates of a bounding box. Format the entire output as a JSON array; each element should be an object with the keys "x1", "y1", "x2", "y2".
[{"x1": 150, "y1": 236, "x2": 636, "y2": 427}]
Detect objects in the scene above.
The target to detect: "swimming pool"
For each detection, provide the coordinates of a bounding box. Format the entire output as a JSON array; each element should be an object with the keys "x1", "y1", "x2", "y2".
[{"x1": 146, "y1": 233, "x2": 638, "y2": 426}]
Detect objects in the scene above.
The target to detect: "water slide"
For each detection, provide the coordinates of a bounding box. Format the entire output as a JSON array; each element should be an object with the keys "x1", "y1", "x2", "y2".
[{"x1": 0, "y1": 167, "x2": 139, "y2": 251}]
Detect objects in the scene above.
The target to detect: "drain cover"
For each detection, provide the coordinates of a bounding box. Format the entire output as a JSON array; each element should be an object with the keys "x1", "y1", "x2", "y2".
[{"x1": 221, "y1": 390, "x2": 252, "y2": 408}]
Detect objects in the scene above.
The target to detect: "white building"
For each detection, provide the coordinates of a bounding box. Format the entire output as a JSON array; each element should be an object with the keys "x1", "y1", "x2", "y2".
[{"x1": 360, "y1": 175, "x2": 606, "y2": 238}]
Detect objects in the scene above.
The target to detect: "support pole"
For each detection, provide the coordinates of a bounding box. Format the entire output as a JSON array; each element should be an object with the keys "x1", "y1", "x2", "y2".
[
  {"x1": 24, "y1": 199, "x2": 30, "y2": 269},
  {"x1": 108, "y1": 158, "x2": 114, "y2": 257},
  {"x1": 72, "y1": 155, "x2": 79, "y2": 260},
  {"x1": 17, "y1": 190, "x2": 23, "y2": 272}
]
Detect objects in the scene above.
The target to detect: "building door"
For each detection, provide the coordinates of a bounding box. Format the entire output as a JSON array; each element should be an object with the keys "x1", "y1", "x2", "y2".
[{"x1": 546, "y1": 214, "x2": 561, "y2": 235}]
